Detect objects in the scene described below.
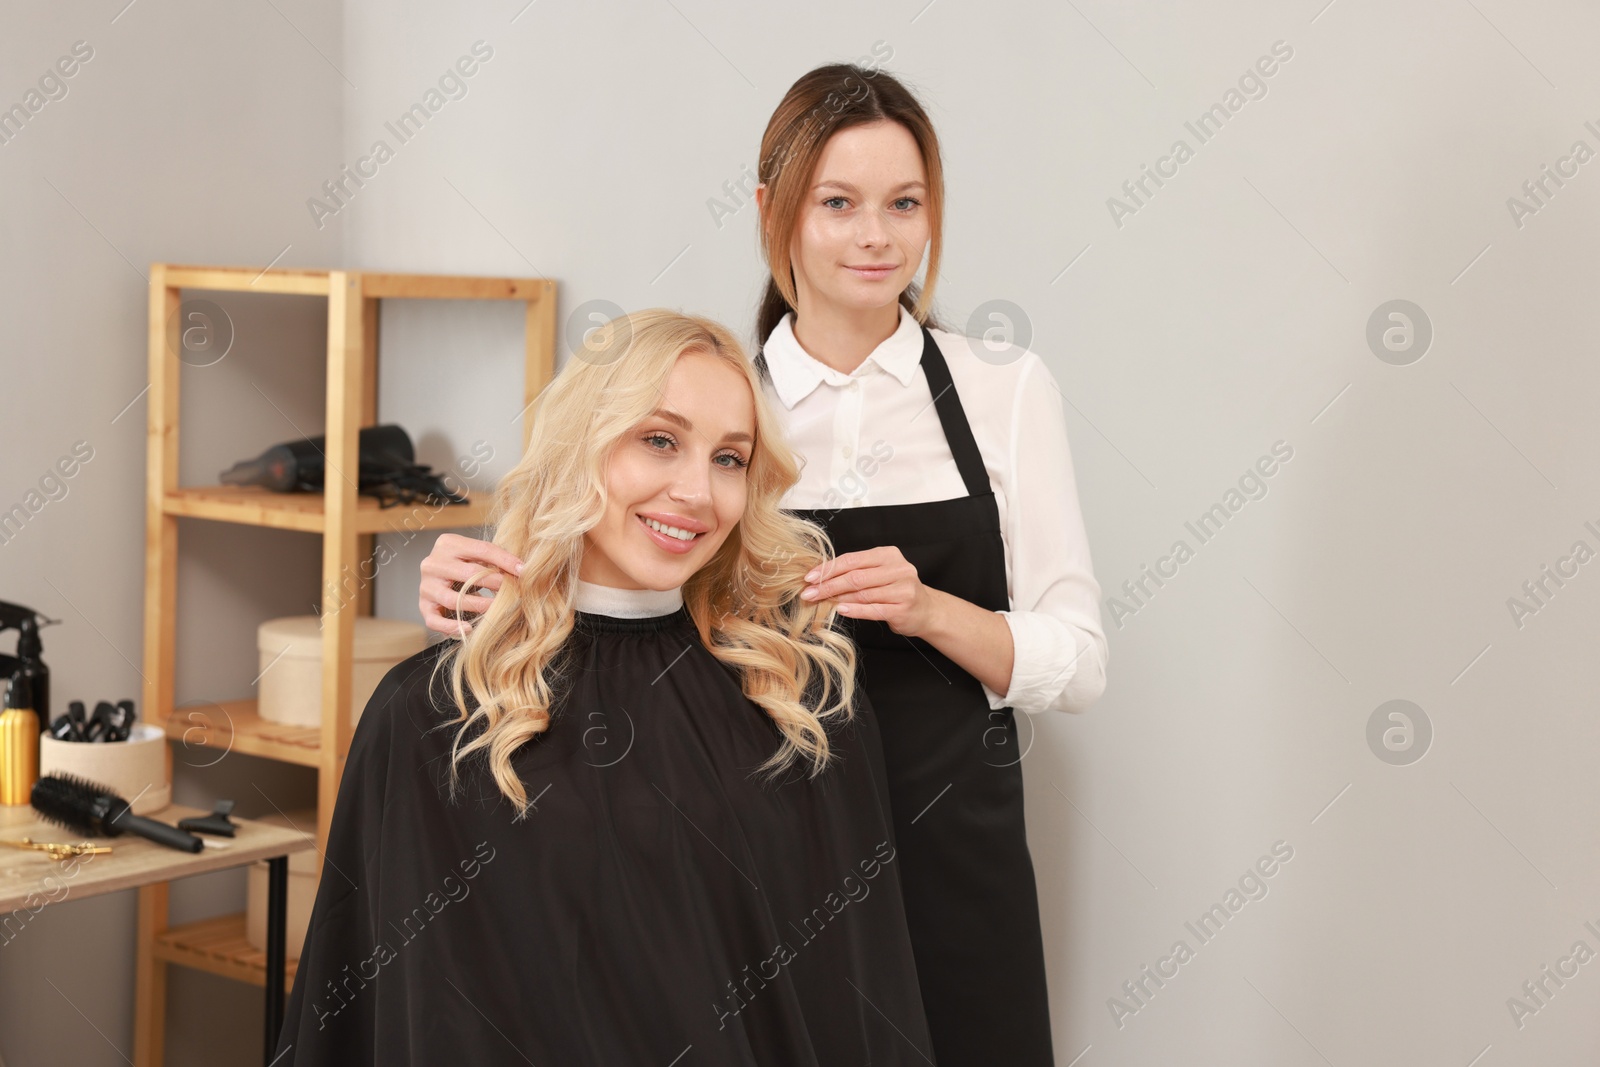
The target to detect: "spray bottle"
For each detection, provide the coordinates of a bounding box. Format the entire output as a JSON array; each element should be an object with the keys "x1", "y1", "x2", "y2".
[
  {"x1": 0, "y1": 673, "x2": 39, "y2": 806},
  {"x1": 0, "y1": 601, "x2": 54, "y2": 733}
]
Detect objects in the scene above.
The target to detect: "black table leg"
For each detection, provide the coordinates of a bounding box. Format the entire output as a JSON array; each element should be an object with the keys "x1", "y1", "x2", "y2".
[{"x1": 264, "y1": 856, "x2": 288, "y2": 1065}]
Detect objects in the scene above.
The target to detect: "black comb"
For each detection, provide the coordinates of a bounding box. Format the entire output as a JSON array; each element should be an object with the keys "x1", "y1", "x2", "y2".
[{"x1": 31, "y1": 773, "x2": 203, "y2": 853}]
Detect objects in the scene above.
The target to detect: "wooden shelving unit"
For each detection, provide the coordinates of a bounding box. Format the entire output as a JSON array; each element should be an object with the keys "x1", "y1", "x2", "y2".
[
  {"x1": 151, "y1": 914, "x2": 301, "y2": 990},
  {"x1": 134, "y1": 262, "x2": 556, "y2": 1065}
]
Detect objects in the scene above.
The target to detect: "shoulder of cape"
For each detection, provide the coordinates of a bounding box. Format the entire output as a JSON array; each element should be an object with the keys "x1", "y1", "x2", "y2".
[{"x1": 351, "y1": 641, "x2": 461, "y2": 760}]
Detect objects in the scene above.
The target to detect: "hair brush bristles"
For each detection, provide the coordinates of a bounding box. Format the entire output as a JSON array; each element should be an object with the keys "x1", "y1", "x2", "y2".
[{"x1": 31, "y1": 772, "x2": 131, "y2": 837}]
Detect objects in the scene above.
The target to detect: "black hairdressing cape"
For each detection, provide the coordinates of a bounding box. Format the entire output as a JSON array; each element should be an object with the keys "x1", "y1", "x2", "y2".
[{"x1": 273, "y1": 604, "x2": 935, "y2": 1065}]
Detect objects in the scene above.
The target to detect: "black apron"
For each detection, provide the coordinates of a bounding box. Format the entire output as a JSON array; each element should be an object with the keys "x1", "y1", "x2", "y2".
[{"x1": 783, "y1": 324, "x2": 1056, "y2": 1065}]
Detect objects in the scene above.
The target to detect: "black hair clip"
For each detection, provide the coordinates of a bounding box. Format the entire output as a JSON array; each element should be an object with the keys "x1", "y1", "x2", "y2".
[
  {"x1": 48, "y1": 699, "x2": 139, "y2": 742},
  {"x1": 50, "y1": 701, "x2": 87, "y2": 742},
  {"x1": 178, "y1": 799, "x2": 238, "y2": 838},
  {"x1": 84, "y1": 701, "x2": 116, "y2": 742},
  {"x1": 107, "y1": 699, "x2": 137, "y2": 742}
]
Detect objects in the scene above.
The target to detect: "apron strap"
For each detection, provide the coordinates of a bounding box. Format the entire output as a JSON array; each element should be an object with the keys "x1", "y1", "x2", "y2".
[{"x1": 917, "y1": 324, "x2": 990, "y2": 498}]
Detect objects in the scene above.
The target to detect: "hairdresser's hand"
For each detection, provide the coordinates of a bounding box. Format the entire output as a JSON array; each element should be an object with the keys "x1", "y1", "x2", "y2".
[
  {"x1": 419, "y1": 532, "x2": 525, "y2": 639},
  {"x1": 798, "y1": 546, "x2": 935, "y2": 638}
]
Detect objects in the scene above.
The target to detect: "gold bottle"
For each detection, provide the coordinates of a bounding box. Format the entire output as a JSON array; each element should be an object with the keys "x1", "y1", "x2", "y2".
[{"x1": 0, "y1": 673, "x2": 40, "y2": 806}]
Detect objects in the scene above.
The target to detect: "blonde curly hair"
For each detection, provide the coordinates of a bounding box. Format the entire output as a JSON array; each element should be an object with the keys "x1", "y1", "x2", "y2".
[{"x1": 430, "y1": 308, "x2": 858, "y2": 820}]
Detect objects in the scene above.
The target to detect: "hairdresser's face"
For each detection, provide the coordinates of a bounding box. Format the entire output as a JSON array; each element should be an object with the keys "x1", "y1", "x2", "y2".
[
  {"x1": 579, "y1": 351, "x2": 755, "y2": 591},
  {"x1": 788, "y1": 120, "x2": 929, "y2": 318}
]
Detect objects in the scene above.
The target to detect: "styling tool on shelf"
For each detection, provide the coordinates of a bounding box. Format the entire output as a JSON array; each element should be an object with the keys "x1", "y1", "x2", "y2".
[
  {"x1": 85, "y1": 701, "x2": 116, "y2": 742},
  {"x1": 1, "y1": 836, "x2": 113, "y2": 861},
  {"x1": 30, "y1": 772, "x2": 204, "y2": 853},
  {"x1": 48, "y1": 701, "x2": 87, "y2": 742},
  {"x1": 111, "y1": 699, "x2": 137, "y2": 741},
  {"x1": 66, "y1": 699, "x2": 138, "y2": 743},
  {"x1": 178, "y1": 799, "x2": 239, "y2": 838},
  {"x1": 219, "y1": 423, "x2": 470, "y2": 508},
  {"x1": 47, "y1": 698, "x2": 135, "y2": 742},
  {"x1": 0, "y1": 600, "x2": 57, "y2": 730},
  {"x1": 0, "y1": 674, "x2": 40, "y2": 806}
]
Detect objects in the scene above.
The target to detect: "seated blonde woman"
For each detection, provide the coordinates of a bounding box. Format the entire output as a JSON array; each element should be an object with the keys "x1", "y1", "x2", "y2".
[{"x1": 273, "y1": 309, "x2": 933, "y2": 1066}]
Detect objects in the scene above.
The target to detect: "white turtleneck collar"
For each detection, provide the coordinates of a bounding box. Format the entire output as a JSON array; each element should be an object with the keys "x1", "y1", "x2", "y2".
[{"x1": 573, "y1": 578, "x2": 684, "y2": 619}]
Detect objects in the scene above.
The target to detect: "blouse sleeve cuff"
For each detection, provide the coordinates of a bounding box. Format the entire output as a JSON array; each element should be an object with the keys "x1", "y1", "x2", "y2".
[{"x1": 984, "y1": 610, "x2": 1080, "y2": 714}]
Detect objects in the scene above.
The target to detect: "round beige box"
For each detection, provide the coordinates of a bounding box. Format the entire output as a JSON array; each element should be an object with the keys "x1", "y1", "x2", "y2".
[
  {"x1": 245, "y1": 807, "x2": 318, "y2": 958},
  {"x1": 257, "y1": 616, "x2": 427, "y2": 728},
  {"x1": 39, "y1": 723, "x2": 171, "y2": 815}
]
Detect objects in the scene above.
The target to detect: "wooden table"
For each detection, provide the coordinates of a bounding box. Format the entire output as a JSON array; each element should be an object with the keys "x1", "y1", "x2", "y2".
[{"x1": 0, "y1": 802, "x2": 314, "y2": 1066}]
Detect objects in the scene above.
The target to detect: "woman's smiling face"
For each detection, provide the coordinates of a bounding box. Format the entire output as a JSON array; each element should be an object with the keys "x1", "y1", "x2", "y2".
[
  {"x1": 789, "y1": 119, "x2": 930, "y2": 317},
  {"x1": 579, "y1": 349, "x2": 756, "y2": 591}
]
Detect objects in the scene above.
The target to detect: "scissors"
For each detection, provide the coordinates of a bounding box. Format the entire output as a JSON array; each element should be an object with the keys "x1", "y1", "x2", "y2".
[{"x1": 1, "y1": 837, "x2": 113, "y2": 861}]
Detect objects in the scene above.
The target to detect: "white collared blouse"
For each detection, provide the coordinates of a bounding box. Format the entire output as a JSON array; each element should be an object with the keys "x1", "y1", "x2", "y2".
[{"x1": 759, "y1": 306, "x2": 1109, "y2": 716}]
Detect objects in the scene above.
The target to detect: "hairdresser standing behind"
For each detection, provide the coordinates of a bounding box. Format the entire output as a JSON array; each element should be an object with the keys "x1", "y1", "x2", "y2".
[{"x1": 418, "y1": 64, "x2": 1108, "y2": 1065}]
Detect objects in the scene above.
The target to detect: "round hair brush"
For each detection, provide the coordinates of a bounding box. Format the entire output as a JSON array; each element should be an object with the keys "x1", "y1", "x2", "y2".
[{"x1": 31, "y1": 773, "x2": 204, "y2": 853}]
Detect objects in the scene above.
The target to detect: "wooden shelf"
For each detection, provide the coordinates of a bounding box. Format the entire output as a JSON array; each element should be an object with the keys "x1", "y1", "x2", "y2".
[
  {"x1": 163, "y1": 484, "x2": 494, "y2": 534},
  {"x1": 163, "y1": 699, "x2": 325, "y2": 767},
  {"x1": 161, "y1": 262, "x2": 554, "y2": 303},
  {"x1": 138, "y1": 263, "x2": 556, "y2": 1065},
  {"x1": 162, "y1": 264, "x2": 332, "y2": 296},
  {"x1": 152, "y1": 912, "x2": 298, "y2": 990}
]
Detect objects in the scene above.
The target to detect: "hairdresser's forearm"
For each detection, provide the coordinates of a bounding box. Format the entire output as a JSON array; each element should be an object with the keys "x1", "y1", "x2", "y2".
[{"x1": 910, "y1": 586, "x2": 1015, "y2": 699}]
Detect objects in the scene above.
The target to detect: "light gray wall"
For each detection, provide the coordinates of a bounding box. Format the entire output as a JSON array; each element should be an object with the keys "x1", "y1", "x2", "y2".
[
  {"x1": 4, "y1": 0, "x2": 1598, "y2": 1064},
  {"x1": 0, "y1": 1, "x2": 342, "y2": 1065}
]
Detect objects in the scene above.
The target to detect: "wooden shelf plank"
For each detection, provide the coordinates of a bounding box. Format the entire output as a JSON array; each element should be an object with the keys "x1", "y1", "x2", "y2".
[
  {"x1": 360, "y1": 273, "x2": 554, "y2": 301},
  {"x1": 159, "y1": 264, "x2": 556, "y2": 301},
  {"x1": 163, "y1": 699, "x2": 324, "y2": 767},
  {"x1": 152, "y1": 912, "x2": 299, "y2": 989},
  {"x1": 161, "y1": 264, "x2": 331, "y2": 296},
  {"x1": 162, "y1": 485, "x2": 493, "y2": 534}
]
